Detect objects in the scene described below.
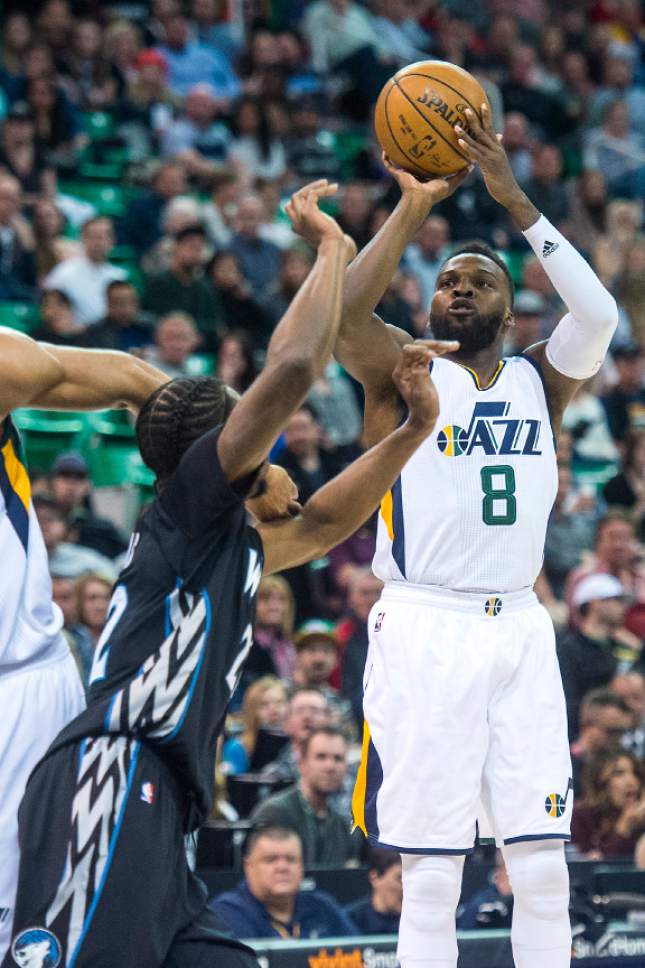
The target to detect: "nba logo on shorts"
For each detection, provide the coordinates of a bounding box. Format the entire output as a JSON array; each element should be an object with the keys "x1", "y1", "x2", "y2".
[
  {"x1": 140, "y1": 781, "x2": 155, "y2": 805},
  {"x1": 11, "y1": 927, "x2": 61, "y2": 967},
  {"x1": 374, "y1": 612, "x2": 385, "y2": 632},
  {"x1": 484, "y1": 596, "x2": 502, "y2": 617}
]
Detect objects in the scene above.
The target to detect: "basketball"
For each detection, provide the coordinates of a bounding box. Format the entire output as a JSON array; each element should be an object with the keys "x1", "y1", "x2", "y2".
[{"x1": 374, "y1": 60, "x2": 490, "y2": 177}]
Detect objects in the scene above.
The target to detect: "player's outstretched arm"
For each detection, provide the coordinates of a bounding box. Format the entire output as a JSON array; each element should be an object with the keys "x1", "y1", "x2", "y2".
[
  {"x1": 0, "y1": 328, "x2": 168, "y2": 419},
  {"x1": 456, "y1": 103, "x2": 618, "y2": 427},
  {"x1": 257, "y1": 340, "x2": 457, "y2": 575},
  {"x1": 217, "y1": 181, "x2": 354, "y2": 484}
]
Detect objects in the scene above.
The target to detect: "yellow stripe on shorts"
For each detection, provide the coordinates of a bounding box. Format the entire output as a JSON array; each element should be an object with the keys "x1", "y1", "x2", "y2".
[{"x1": 352, "y1": 719, "x2": 371, "y2": 836}]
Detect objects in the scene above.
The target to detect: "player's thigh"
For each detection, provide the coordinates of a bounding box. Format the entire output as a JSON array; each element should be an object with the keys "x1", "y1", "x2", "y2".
[
  {"x1": 482, "y1": 606, "x2": 572, "y2": 845},
  {"x1": 9, "y1": 738, "x2": 187, "y2": 968}
]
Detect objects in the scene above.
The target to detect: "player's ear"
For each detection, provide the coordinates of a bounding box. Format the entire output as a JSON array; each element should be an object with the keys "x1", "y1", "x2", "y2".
[{"x1": 504, "y1": 310, "x2": 515, "y2": 329}]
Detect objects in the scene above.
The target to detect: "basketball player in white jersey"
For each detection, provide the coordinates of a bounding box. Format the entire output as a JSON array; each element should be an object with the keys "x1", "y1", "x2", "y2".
[
  {"x1": 0, "y1": 332, "x2": 166, "y2": 958},
  {"x1": 291, "y1": 105, "x2": 618, "y2": 968}
]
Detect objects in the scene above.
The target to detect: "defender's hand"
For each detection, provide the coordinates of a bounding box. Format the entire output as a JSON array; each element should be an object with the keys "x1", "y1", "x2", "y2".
[
  {"x1": 393, "y1": 340, "x2": 458, "y2": 433},
  {"x1": 285, "y1": 180, "x2": 349, "y2": 253},
  {"x1": 382, "y1": 152, "x2": 471, "y2": 209},
  {"x1": 454, "y1": 103, "x2": 522, "y2": 209},
  {"x1": 246, "y1": 464, "x2": 302, "y2": 522}
]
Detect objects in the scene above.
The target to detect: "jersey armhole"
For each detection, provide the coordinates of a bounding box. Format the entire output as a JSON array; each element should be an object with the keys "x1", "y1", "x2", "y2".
[{"x1": 519, "y1": 353, "x2": 556, "y2": 444}]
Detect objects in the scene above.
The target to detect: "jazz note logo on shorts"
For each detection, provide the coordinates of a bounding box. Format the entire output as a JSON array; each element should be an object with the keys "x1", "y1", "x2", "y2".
[{"x1": 544, "y1": 779, "x2": 573, "y2": 818}]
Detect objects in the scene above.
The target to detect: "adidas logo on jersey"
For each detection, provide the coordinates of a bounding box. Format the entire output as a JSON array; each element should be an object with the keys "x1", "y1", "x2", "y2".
[
  {"x1": 542, "y1": 240, "x2": 559, "y2": 257},
  {"x1": 437, "y1": 401, "x2": 543, "y2": 458}
]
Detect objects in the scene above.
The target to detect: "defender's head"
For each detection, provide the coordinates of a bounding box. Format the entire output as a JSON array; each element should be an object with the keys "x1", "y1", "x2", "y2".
[
  {"x1": 430, "y1": 242, "x2": 515, "y2": 354},
  {"x1": 136, "y1": 376, "x2": 299, "y2": 519}
]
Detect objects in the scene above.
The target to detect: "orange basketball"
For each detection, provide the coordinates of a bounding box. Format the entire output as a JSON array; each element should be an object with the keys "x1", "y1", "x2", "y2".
[{"x1": 374, "y1": 60, "x2": 490, "y2": 177}]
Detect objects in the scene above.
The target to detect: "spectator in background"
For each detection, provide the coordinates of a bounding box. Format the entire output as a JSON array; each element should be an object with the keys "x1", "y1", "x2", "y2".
[
  {"x1": 229, "y1": 97, "x2": 287, "y2": 183},
  {"x1": 262, "y1": 248, "x2": 314, "y2": 332},
  {"x1": 261, "y1": 687, "x2": 330, "y2": 787},
  {"x1": 524, "y1": 144, "x2": 569, "y2": 227},
  {"x1": 252, "y1": 726, "x2": 361, "y2": 867},
  {"x1": 543, "y1": 464, "x2": 600, "y2": 601},
  {"x1": 572, "y1": 747, "x2": 645, "y2": 859},
  {"x1": 307, "y1": 361, "x2": 362, "y2": 457},
  {"x1": 346, "y1": 847, "x2": 402, "y2": 934},
  {"x1": 156, "y1": 12, "x2": 240, "y2": 99},
  {"x1": 0, "y1": 172, "x2": 36, "y2": 301},
  {"x1": 120, "y1": 48, "x2": 177, "y2": 160},
  {"x1": 569, "y1": 689, "x2": 632, "y2": 793},
  {"x1": 567, "y1": 170, "x2": 608, "y2": 254},
  {"x1": 161, "y1": 83, "x2": 232, "y2": 182},
  {"x1": 26, "y1": 76, "x2": 82, "y2": 168},
  {"x1": 584, "y1": 99, "x2": 645, "y2": 200},
  {"x1": 501, "y1": 112, "x2": 533, "y2": 187},
  {"x1": 228, "y1": 193, "x2": 282, "y2": 299},
  {"x1": 43, "y1": 216, "x2": 126, "y2": 326},
  {"x1": 141, "y1": 195, "x2": 204, "y2": 276},
  {"x1": 612, "y1": 671, "x2": 645, "y2": 760},
  {"x1": 252, "y1": 576, "x2": 297, "y2": 683},
  {"x1": 32, "y1": 289, "x2": 85, "y2": 346},
  {"x1": 75, "y1": 572, "x2": 111, "y2": 664},
  {"x1": 500, "y1": 43, "x2": 567, "y2": 139},
  {"x1": 292, "y1": 620, "x2": 354, "y2": 737},
  {"x1": 558, "y1": 573, "x2": 637, "y2": 739},
  {"x1": 142, "y1": 224, "x2": 224, "y2": 346},
  {"x1": 602, "y1": 343, "x2": 645, "y2": 443},
  {"x1": 207, "y1": 251, "x2": 269, "y2": 348},
  {"x1": 118, "y1": 161, "x2": 187, "y2": 257},
  {"x1": 503, "y1": 290, "x2": 549, "y2": 356},
  {"x1": 619, "y1": 239, "x2": 645, "y2": 348},
  {"x1": 32, "y1": 198, "x2": 82, "y2": 282},
  {"x1": 403, "y1": 215, "x2": 451, "y2": 313},
  {"x1": 456, "y1": 851, "x2": 513, "y2": 931},
  {"x1": 604, "y1": 430, "x2": 645, "y2": 540},
  {"x1": 34, "y1": 493, "x2": 117, "y2": 581},
  {"x1": 222, "y1": 676, "x2": 288, "y2": 775},
  {"x1": 51, "y1": 573, "x2": 94, "y2": 685},
  {"x1": 338, "y1": 568, "x2": 384, "y2": 731},
  {"x1": 83, "y1": 280, "x2": 152, "y2": 352},
  {"x1": 561, "y1": 385, "x2": 619, "y2": 464},
  {"x1": 276, "y1": 406, "x2": 342, "y2": 505},
  {"x1": 144, "y1": 311, "x2": 201, "y2": 378},
  {"x1": 591, "y1": 53, "x2": 645, "y2": 134},
  {"x1": 201, "y1": 170, "x2": 239, "y2": 249},
  {"x1": 336, "y1": 183, "x2": 373, "y2": 252},
  {"x1": 1, "y1": 13, "x2": 32, "y2": 81},
  {"x1": 49, "y1": 452, "x2": 128, "y2": 560},
  {"x1": 209, "y1": 827, "x2": 357, "y2": 939},
  {"x1": 0, "y1": 101, "x2": 54, "y2": 202},
  {"x1": 59, "y1": 18, "x2": 116, "y2": 110},
  {"x1": 371, "y1": 0, "x2": 430, "y2": 66},
  {"x1": 189, "y1": 0, "x2": 243, "y2": 60},
  {"x1": 214, "y1": 330, "x2": 259, "y2": 394},
  {"x1": 287, "y1": 99, "x2": 341, "y2": 184}
]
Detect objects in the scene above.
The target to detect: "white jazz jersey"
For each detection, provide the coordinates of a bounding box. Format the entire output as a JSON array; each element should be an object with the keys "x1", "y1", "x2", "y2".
[
  {"x1": 374, "y1": 356, "x2": 557, "y2": 593},
  {"x1": 0, "y1": 416, "x2": 66, "y2": 670}
]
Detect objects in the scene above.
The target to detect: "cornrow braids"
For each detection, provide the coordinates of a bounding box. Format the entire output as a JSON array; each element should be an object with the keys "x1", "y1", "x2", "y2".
[{"x1": 136, "y1": 377, "x2": 234, "y2": 481}]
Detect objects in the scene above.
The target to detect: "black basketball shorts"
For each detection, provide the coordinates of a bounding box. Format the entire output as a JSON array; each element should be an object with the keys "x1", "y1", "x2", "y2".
[{"x1": 2, "y1": 735, "x2": 259, "y2": 968}]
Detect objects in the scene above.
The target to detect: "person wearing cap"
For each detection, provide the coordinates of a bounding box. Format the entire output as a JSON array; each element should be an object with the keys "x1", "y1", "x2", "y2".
[
  {"x1": 504, "y1": 289, "x2": 549, "y2": 355},
  {"x1": 49, "y1": 452, "x2": 128, "y2": 559},
  {"x1": 251, "y1": 725, "x2": 362, "y2": 867},
  {"x1": 293, "y1": 619, "x2": 355, "y2": 740},
  {"x1": 602, "y1": 342, "x2": 645, "y2": 443},
  {"x1": 142, "y1": 222, "x2": 224, "y2": 347},
  {"x1": 557, "y1": 572, "x2": 640, "y2": 738}
]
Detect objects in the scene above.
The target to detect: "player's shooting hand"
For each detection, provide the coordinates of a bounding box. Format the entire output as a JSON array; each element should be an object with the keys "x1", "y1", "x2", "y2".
[
  {"x1": 393, "y1": 339, "x2": 459, "y2": 434},
  {"x1": 285, "y1": 180, "x2": 355, "y2": 260},
  {"x1": 454, "y1": 104, "x2": 534, "y2": 215},
  {"x1": 382, "y1": 152, "x2": 471, "y2": 209}
]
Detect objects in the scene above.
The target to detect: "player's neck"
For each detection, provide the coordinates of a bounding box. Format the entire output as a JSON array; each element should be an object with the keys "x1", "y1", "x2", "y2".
[{"x1": 448, "y1": 344, "x2": 504, "y2": 388}]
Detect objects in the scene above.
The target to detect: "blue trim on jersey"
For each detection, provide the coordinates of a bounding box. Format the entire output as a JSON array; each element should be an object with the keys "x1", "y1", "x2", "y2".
[
  {"x1": 503, "y1": 833, "x2": 571, "y2": 846},
  {"x1": 368, "y1": 835, "x2": 475, "y2": 856},
  {"x1": 158, "y1": 589, "x2": 211, "y2": 744},
  {"x1": 391, "y1": 476, "x2": 406, "y2": 578},
  {"x1": 104, "y1": 694, "x2": 117, "y2": 732},
  {"x1": 0, "y1": 445, "x2": 29, "y2": 553},
  {"x1": 364, "y1": 735, "x2": 383, "y2": 839},
  {"x1": 68, "y1": 740, "x2": 140, "y2": 968}
]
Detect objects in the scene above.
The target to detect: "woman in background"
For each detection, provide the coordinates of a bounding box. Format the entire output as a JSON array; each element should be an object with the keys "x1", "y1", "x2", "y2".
[
  {"x1": 572, "y1": 748, "x2": 645, "y2": 859},
  {"x1": 222, "y1": 676, "x2": 288, "y2": 775}
]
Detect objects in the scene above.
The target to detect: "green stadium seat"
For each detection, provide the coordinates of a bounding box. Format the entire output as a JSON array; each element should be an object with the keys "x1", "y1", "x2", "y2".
[
  {"x1": 12, "y1": 409, "x2": 87, "y2": 471},
  {"x1": 81, "y1": 111, "x2": 115, "y2": 142},
  {"x1": 86, "y1": 408, "x2": 135, "y2": 439},
  {"x1": 501, "y1": 250, "x2": 526, "y2": 287},
  {"x1": 78, "y1": 161, "x2": 126, "y2": 182},
  {"x1": 57, "y1": 182, "x2": 132, "y2": 218},
  {"x1": 0, "y1": 302, "x2": 40, "y2": 333},
  {"x1": 109, "y1": 245, "x2": 136, "y2": 265},
  {"x1": 185, "y1": 354, "x2": 216, "y2": 376}
]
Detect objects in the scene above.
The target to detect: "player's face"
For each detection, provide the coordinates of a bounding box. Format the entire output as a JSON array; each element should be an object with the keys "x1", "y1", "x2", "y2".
[{"x1": 430, "y1": 255, "x2": 511, "y2": 354}]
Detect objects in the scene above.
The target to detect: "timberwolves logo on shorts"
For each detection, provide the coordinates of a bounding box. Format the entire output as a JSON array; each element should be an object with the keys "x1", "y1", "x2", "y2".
[
  {"x1": 11, "y1": 928, "x2": 61, "y2": 968},
  {"x1": 484, "y1": 596, "x2": 502, "y2": 617}
]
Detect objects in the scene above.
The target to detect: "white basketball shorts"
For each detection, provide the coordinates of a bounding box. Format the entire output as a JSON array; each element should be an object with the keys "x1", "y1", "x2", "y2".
[
  {"x1": 0, "y1": 645, "x2": 85, "y2": 959},
  {"x1": 352, "y1": 582, "x2": 573, "y2": 854}
]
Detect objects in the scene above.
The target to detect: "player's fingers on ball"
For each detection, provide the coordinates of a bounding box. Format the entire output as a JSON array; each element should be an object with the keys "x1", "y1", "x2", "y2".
[{"x1": 481, "y1": 101, "x2": 494, "y2": 132}]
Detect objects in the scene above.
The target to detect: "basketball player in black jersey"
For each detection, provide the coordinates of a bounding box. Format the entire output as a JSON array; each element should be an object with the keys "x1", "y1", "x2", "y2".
[{"x1": 4, "y1": 181, "x2": 457, "y2": 968}]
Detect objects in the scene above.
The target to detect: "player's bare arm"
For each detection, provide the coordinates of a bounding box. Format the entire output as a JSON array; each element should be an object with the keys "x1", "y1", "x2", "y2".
[
  {"x1": 457, "y1": 102, "x2": 618, "y2": 429},
  {"x1": 257, "y1": 340, "x2": 457, "y2": 574},
  {"x1": 217, "y1": 180, "x2": 355, "y2": 484},
  {"x1": 0, "y1": 328, "x2": 168, "y2": 421}
]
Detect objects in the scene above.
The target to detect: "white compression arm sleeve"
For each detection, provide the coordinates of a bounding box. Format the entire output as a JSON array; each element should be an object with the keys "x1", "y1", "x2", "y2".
[{"x1": 522, "y1": 215, "x2": 618, "y2": 379}]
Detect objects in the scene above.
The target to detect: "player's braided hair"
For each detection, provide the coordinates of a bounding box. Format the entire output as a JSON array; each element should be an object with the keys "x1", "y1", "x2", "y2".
[
  {"x1": 440, "y1": 241, "x2": 515, "y2": 306},
  {"x1": 136, "y1": 376, "x2": 235, "y2": 481}
]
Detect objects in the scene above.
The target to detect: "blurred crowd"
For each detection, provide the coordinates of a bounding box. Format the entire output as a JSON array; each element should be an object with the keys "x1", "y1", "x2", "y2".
[{"x1": 2, "y1": 0, "x2": 645, "y2": 944}]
